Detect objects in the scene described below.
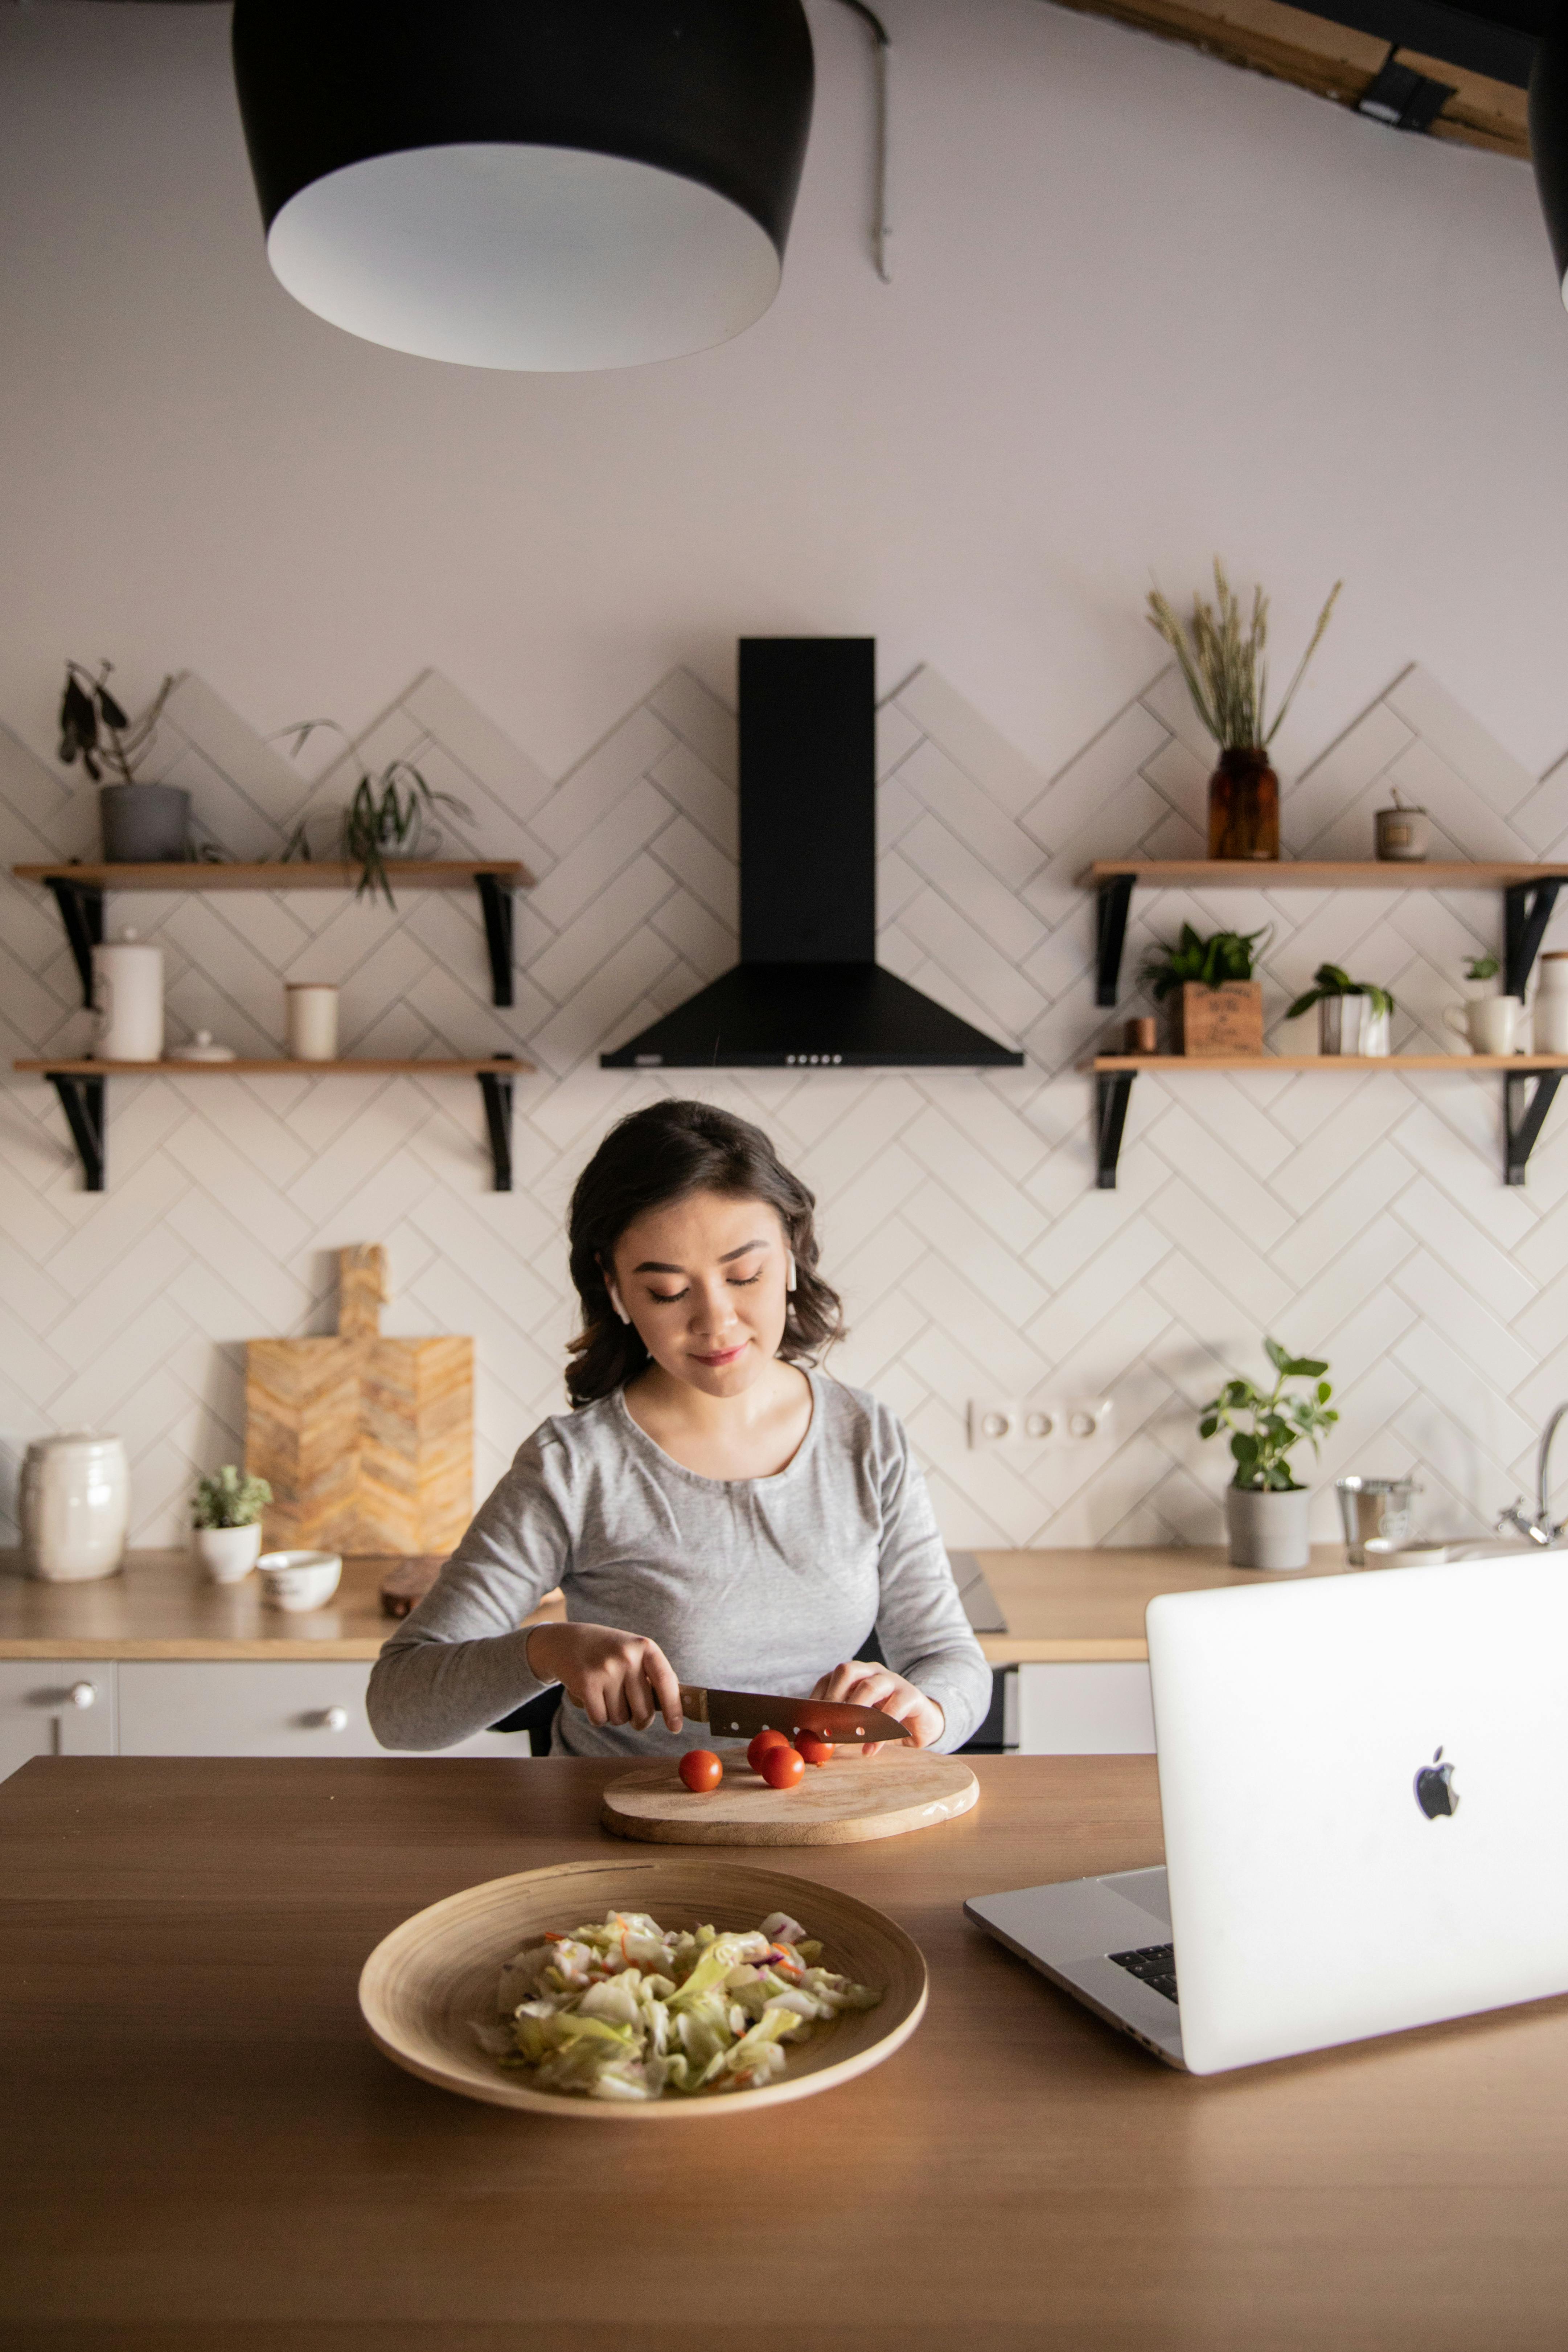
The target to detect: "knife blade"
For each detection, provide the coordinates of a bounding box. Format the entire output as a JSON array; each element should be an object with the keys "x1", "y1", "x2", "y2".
[{"x1": 678, "y1": 1684, "x2": 912, "y2": 1745}]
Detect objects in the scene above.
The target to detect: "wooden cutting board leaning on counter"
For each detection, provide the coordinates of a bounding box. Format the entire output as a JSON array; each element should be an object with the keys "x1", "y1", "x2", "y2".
[{"x1": 245, "y1": 1244, "x2": 473, "y2": 1558}]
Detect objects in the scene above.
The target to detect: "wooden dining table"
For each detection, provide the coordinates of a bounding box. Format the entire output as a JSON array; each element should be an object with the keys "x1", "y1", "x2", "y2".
[{"x1": 2, "y1": 1752, "x2": 1565, "y2": 2351}]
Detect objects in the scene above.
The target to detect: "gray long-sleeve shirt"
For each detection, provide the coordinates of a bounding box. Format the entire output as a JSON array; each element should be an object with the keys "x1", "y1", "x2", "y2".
[{"x1": 367, "y1": 1371, "x2": 991, "y2": 1760}]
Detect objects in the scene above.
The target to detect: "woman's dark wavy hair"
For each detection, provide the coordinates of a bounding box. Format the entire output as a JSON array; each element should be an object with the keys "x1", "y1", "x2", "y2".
[{"x1": 565, "y1": 1099, "x2": 843, "y2": 1406}]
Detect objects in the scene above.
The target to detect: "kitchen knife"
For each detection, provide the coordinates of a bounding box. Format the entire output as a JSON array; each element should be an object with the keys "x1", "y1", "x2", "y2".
[{"x1": 677, "y1": 1684, "x2": 912, "y2": 1745}]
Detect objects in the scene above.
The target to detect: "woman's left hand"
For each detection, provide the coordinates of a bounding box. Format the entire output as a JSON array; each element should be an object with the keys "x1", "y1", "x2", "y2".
[{"x1": 809, "y1": 1661, "x2": 945, "y2": 1756}]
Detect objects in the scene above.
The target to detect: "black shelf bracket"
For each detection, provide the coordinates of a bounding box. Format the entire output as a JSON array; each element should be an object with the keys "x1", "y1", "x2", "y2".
[
  {"x1": 475, "y1": 872, "x2": 514, "y2": 1007},
  {"x1": 1095, "y1": 875, "x2": 1135, "y2": 1008},
  {"x1": 1505, "y1": 1070, "x2": 1562, "y2": 1187},
  {"x1": 1095, "y1": 1071, "x2": 1135, "y2": 1189},
  {"x1": 478, "y1": 1058, "x2": 514, "y2": 1192},
  {"x1": 47, "y1": 1072, "x2": 106, "y2": 1192},
  {"x1": 1504, "y1": 879, "x2": 1561, "y2": 1002},
  {"x1": 46, "y1": 877, "x2": 103, "y2": 1009}
]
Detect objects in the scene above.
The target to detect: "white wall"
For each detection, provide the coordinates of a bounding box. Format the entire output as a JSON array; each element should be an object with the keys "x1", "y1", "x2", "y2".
[{"x1": 3, "y1": 0, "x2": 1568, "y2": 1551}]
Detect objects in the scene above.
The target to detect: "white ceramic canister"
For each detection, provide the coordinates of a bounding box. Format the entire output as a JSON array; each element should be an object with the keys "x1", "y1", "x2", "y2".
[
  {"x1": 92, "y1": 932, "x2": 163, "y2": 1062},
  {"x1": 286, "y1": 983, "x2": 339, "y2": 1062},
  {"x1": 20, "y1": 1433, "x2": 131, "y2": 1581},
  {"x1": 1535, "y1": 952, "x2": 1568, "y2": 1055}
]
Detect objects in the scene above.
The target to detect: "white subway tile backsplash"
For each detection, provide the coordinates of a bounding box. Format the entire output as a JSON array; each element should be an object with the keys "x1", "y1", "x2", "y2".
[{"x1": 3, "y1": 654, "x2": 1564, "y2": 1549}]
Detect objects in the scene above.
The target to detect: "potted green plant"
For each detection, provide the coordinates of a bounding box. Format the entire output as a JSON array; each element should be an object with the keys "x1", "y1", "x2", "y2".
[
  {"x1": 1286, "y1": 963, "x2": 1395, "y2": 1056},
  {"x1": 57, "y1": 661, "x2": 185, "y2": 862},
  {"x1": 1139, "y1": 923, "x2": 1270, "y2": 1055},
  {"x1": 1199, "y1": 1341, "x2": 1338, "y2": 1569},
  {"x1": 1146, "y1": 561, "x2": 1341, "y2": 861},
  {"x1": 275, "y1": 719, "x2": 473, "y2": 907},
  {"x1": 191, "y1": 1466, "x2": 273, "y2": 1584}
]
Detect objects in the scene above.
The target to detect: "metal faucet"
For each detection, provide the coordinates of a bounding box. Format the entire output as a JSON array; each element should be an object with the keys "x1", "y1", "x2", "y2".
[{"x1": 1497, "y1": 1402, "x2": 1568, "y2": 1545}]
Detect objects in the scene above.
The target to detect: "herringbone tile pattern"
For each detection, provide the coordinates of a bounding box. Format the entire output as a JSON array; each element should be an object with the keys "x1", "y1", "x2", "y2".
[{"x1": 3, "y1": 653, "x2": 1565, "y2": 1551}]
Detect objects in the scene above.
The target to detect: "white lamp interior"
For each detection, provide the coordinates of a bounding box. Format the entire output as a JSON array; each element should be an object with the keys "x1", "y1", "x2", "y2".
[{"x1": 266, "y1": 144, "x2": 782, "y2": 371}]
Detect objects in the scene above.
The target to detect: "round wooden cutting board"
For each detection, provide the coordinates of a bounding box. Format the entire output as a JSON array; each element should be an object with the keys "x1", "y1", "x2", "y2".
[{"x1": 600, "y1": 1748, "x2": 980, "y2": 1847}]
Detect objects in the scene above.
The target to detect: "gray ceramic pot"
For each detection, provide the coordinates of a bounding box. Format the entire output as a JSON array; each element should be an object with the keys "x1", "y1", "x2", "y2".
[
  {"x1": 1225, "y1": 1483, "x2": 1312, "y2": 1571},
  {"x1": 99, "y1": 782, "x2": 189, "y2": 862}
]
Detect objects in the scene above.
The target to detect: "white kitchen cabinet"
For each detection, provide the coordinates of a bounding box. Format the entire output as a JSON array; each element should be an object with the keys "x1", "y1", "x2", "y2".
[
  {"x1": 1014, "y1": 1662, "x2": 1155, "y2": 1754},
  {"x1": 0, "y1": 1659, "x2": 117, "y2": 1780},
  {"x1": 117, "y1": 1662, "x2": 529, "y2": 1760}
]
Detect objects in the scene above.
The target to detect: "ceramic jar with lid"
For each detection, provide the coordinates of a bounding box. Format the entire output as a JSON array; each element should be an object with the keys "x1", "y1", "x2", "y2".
[
  {"x1": 1535, "y1": 952, "x2": 1568, "y2": 1055},
  {"x1": 20, "y1": 1433, "x2": 130, "y2": 1581},
  {"x1": 92, "y1": 931, "x2": 163, "y2": 1062}
]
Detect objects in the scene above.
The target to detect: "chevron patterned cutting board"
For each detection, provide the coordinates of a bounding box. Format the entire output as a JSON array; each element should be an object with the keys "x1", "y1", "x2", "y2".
[{"x1": 245, "y1": 1245, "x2": 473, "y2": 1557}]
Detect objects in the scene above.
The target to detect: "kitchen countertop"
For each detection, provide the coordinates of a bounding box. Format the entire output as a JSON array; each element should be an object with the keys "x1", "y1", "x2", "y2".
[
  {"x1": 1, "y1": 1752, "x2": 1562, "y2": 2348},
  {"x1": 0, "y1": 1544, "x2": 1355, "y2": 1664}
]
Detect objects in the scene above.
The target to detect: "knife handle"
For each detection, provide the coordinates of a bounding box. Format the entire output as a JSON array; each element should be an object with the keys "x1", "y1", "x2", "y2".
[{"x1": 677, "y1": 1685, "x2": 708, "y2": 1724}]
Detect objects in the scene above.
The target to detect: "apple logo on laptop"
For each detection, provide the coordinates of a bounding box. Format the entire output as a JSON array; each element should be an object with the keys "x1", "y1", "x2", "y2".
[{"x1": 1415, "y1": 1746, "x2": 1460, "y2": 1819}]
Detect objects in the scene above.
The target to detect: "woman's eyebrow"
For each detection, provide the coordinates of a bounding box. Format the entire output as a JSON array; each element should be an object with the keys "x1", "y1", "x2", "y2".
[{"x1": 631, "y1": 1239, "x2": 769, "y2": 1273}]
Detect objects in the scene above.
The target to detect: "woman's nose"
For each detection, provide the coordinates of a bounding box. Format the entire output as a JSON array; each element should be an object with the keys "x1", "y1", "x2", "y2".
[{"x1": 689, "y1": 1281, "x2": 739, "y2": 1334}]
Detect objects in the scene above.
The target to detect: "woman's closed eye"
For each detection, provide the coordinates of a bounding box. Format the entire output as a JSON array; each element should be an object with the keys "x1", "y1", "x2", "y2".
[{"x1": 647, "y1": 1271, "x2": 763, "y2": 1305}]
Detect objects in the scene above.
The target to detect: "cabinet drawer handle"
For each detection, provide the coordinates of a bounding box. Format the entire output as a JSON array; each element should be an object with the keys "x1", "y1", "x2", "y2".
[
  {"x1": 69, "y1": 1681, "x2": 97, "y2": 1711},
  {"x1": 322, "y1": 1707, "x2": 349, "y2": 1732}
]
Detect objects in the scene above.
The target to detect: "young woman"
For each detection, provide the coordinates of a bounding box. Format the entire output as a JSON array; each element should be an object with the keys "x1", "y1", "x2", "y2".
[{"x1": 368, "y1": 1099, "x2": 990, "y2": 1760}]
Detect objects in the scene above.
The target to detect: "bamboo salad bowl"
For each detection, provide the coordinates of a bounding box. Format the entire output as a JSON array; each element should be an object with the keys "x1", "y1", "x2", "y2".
[{"x1": 359, "y1": 1854, "x2": 929, "y2": 2120}]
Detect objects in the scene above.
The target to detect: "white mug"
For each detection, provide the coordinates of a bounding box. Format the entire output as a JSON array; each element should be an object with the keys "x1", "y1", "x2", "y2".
[
  {"x1": 1535, "y1": 953, "x2": 1568, "y2": 1055},
  {"x1": 1445, "y1": 997, "x2": 1521, "y2": 1055},
  {"x1": 92, "y1": 935, "x2": 164, "y2": 1062},
  {"x1": 286, "y1": 984, "x2": 339, "y2": 1062}
]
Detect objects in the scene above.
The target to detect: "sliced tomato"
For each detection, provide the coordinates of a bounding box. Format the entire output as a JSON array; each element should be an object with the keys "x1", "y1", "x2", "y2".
[
  {"x1": 796, "y1": 1732, "x2": 834, "y2": 1767},
  {"x1": 746, "y1": 1728, "x2": 791, "y2": 1774},
  {"x1": 678, "y1": 1749, "x2": 723, "y2": 1793},
  {"x1": 760, "y1": 1744, "x2": 806, "y2": 1791}
]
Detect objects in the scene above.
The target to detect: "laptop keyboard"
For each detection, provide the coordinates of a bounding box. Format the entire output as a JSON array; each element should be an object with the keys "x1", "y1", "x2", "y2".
[{"x1": 1108, "y1": 1943, "x2": 1178, "y2": 2004}]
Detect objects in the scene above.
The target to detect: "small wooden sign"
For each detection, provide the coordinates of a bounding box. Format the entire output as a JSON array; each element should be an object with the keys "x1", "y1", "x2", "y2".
[{"x1": 1172, "y1": 980, "x2": 1264, "y2": 1056}]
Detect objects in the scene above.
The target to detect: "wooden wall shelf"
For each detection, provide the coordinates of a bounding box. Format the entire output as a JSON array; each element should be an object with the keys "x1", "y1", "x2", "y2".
[
  {"x1": 12, "y1": 1056, "x2": 531, "y2": 1195},
  {"x1": 1080, "y1": 860, "x2": 1566, "y2": 1010},
  {"x1": 11, "y1": 861, "x2": 532, "y2": 1010},
  {"x1": 1085, "y1": 1054, "x2": 1566, "y2": 1191}
]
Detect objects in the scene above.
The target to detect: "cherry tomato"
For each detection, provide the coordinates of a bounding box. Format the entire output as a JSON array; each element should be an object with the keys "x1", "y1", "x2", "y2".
[
  {"x1": 678, "y1": 1749, "x2": 723, "y2": 1793},
  {"x1": 796, "y1": 1732, "x2": 834, "y2": 1767},
  {"x1": 747, "y1": 1728, "x2": 791, "y2": 1774},
  {"x1": 760, "y1": 1743, "x2": 806, "y2": 1791}
]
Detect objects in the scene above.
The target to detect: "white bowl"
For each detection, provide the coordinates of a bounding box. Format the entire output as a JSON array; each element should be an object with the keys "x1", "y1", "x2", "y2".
[{"x1": 256, "y1": 1548, "x2": 342, "y2": 1612}]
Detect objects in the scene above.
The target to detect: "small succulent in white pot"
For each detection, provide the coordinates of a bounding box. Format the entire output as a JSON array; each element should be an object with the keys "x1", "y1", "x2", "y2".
[
  {"x1": 190, "y1": 1466, "x2": 272, "y2": 1584},
  {"x1": 1199, "y1": 1341, "x2": 1338, "y2": 1571}
]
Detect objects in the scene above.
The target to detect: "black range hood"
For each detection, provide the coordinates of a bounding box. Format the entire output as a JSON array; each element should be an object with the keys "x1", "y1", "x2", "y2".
[{"x1": 601, "y1": 638, "x2": 1024, "y2": 1070}]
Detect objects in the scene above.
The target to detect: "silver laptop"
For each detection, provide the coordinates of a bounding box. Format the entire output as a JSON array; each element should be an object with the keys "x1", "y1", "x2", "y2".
[{"x1": 964, "y1": 1551, "x2": 1568, "y2": 2074}]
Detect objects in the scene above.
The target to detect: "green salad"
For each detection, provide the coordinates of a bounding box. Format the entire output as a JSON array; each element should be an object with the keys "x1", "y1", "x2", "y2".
[{"x1": 477, "y1": 1908, "x2": 881, "y2": 2103}]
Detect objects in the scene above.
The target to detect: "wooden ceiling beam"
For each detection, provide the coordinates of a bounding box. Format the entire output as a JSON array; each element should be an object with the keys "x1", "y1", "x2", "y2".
[{"x1": 1045, "y1": 0, "x2": 1531, "y2": 159}]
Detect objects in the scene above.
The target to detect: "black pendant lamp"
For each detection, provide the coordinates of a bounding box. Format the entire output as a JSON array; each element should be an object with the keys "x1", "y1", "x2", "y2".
[
  {"x1": 231, "y1": 1, "x2": 815, "y2": 371},
  {"x1": 1532, "y1": 11, "x2": 1568, "y2": 307}
]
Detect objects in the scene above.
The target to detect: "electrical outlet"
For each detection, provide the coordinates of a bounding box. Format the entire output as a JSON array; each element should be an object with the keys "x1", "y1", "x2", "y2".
[
  {"x1": 967, "y1": 1400, "x2": 1021, "y2": 1450},
  {"x1": 968, "y1": 1398, "x2": 1113, "y2": 1451}
]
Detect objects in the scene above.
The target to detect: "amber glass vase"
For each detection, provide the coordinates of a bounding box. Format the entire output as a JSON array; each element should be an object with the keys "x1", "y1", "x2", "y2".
[{"x1": 1207, "y1": 747, "x2": 1278, "y2": 861}]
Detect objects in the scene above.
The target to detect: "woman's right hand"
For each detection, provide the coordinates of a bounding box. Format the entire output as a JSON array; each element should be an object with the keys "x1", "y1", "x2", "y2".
[{"x1": 525, "y1": 1620, "x2": 684, "y2": 1734}]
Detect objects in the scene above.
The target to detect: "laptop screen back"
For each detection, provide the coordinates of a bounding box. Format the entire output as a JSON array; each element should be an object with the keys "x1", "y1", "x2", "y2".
[{"x1": 1146, "y1": 1552, "x2": 1568, "y2": 2074}]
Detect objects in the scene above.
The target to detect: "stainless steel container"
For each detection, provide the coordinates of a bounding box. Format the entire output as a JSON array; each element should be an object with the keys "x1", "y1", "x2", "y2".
[{"x1": 1336, "y1": 1475, "x2": 1419, "y2": 1564}]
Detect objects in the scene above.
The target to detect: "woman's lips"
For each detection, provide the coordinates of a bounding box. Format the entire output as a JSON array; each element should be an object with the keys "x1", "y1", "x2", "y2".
[{"x1": 692, "y1": 1341, "x2": 747, "y2": 1367}]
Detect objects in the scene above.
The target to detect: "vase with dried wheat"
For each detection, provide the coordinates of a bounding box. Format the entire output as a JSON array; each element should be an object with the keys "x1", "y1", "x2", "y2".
[{"x1": 1147, "y1": 562, "x2": 1341, "y2": 861}]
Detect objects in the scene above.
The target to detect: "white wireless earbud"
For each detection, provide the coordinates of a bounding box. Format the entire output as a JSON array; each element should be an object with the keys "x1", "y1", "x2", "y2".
[
  {"x1": 607, "y1": 1283, "x2": 631, "y2": 1326},
  {"x1": 786, "y1": 1251, "x2": 797, "y2": 1294}
]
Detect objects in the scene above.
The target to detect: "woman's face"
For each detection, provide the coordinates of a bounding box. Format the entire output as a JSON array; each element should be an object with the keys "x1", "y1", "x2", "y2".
[{"x1": 608, "y1": 1190, "x2": 791, "y2": 1399}]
